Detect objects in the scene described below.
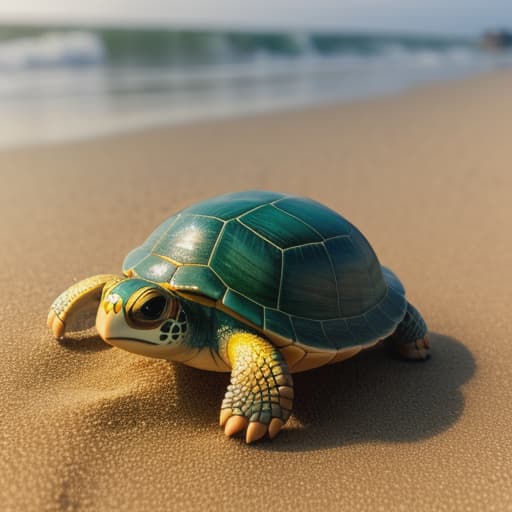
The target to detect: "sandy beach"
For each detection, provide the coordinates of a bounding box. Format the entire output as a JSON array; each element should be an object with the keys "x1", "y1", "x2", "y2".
[{"x1": 1, "y1": 69, "x2": 512, "y2": 511}]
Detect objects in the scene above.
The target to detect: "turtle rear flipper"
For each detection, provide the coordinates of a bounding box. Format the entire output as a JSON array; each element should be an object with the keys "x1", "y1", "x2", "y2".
[
  {"x1": 385, "y1": 302, "x2": 430, "y2": 360},
  {"x1": 48, "y1": 274, "x2": 122, "y2": 339}
]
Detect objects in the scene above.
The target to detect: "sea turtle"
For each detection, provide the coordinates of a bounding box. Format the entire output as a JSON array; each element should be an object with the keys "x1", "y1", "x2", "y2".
[{"x1": 48, "y1": 190, "x2": 429, "y2": 443}]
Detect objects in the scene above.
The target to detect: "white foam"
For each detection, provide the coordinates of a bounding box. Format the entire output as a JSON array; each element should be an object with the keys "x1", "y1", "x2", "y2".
[
  {"x1": 0, "y1": 36, "x2": 511, "y2": 149},
  {"x1": 0, "y1": 31, "x2": 105, "y2": 69}
]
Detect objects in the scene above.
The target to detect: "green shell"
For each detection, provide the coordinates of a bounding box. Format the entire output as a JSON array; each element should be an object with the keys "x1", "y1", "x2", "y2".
[{"x1": 123, "y1": 191, "x2": 407, "y2": 350}]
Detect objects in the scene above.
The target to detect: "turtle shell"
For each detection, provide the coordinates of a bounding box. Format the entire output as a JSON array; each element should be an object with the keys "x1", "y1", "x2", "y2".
[{"x1": 123, "y1": 191, "x2": 406, "y2": 351}]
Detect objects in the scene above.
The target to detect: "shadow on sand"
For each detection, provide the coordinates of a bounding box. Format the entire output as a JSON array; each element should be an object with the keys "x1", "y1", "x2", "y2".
[
  {"x1": 56, "y1": 309, "x2": 111, "y2": 354},
  {"x1": 57, "y1": 330, "x2": 112, "y2": 353},
  {"x1": 172, "y1": 332, "x2": 474, "y2": 451},
  {"x1": 60, "y1": 331, "x2": 474, "y2": 451}
]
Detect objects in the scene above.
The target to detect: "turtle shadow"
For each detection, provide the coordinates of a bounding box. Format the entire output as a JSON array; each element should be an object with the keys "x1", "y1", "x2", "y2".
[
  {"x1": 57, "y1": 332, "x2": 112, "y2": 353},
  {"x1": 57, "y1": 330, "x2": 474, "y2": 452},
  {"x1": 253, "y1": 332, "x2": 474, "y2": 452},
  {"x1": 56, "y1": 309, "x2": 112, "y2": 354},
  {"x1": 166, "y1": 332, "x2": 474, "y2": 451}
]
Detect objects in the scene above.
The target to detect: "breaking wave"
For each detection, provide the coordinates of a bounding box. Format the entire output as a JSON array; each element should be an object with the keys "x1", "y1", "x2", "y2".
[
  {"x1": 0, "y1": 27, "x2": 480, "y2": 71},
  {"x1": 1, "y1": 26, "x2": 511, "y2": 148},
  {"x1": 0, "y1": 31, "x2": 105, "y2": 69}
]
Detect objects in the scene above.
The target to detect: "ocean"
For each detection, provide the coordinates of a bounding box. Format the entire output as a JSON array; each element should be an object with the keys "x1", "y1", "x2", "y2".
[{"x1": 1, "y1": 25, "x2": 511, "y2": 148}]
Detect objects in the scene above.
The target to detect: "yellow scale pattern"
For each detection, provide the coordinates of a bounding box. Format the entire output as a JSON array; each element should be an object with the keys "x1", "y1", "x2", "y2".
[
  {"x1": 50, "y1": 274, "x2": 120, "y2": 318},
  {"x1": 222, "y1": 332, "x2": 294, "y2": 425}
]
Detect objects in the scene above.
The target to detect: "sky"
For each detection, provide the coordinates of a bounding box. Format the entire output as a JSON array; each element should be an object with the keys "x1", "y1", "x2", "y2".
[{"x1": 0, "y1": 0, "x2": 511, "y2": 36}]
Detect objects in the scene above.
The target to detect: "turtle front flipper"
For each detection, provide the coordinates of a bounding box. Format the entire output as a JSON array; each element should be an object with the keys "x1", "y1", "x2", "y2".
[
  {"x1": 385, "y1": 302, "x2": 430, "y2": 360},
  {"x1": 48, "y1": 274, "x2": 123, "y2": 339},
  {"x1": 220, "y1": 332, "x2": 293, "y2": 443}
]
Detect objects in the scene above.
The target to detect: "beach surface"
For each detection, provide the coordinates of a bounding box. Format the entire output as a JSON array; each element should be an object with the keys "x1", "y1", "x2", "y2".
[{"x1": 1, "y1": 70, "x2": 512, "y2": 511}]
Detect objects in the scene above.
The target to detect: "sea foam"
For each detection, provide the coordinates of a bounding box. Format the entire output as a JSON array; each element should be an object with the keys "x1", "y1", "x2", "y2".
[{"x1": 0, "y1": 31, "x2": 105, "y2": 69}]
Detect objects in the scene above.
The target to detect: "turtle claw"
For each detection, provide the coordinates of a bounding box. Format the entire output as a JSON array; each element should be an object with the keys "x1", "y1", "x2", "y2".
[
  {"x1": 219, "y1": 408, "x2": 232, "y2": 427},
  {"x1": 221, "y1": 411, "x2": 282, "y2": 443},
  {"x1": 397, "y1": 335, "x2": 431, "y2": 361},
  {"x1": 224, "y1": 415, "x2": 248, "y2": 437},
  {"x1": 246, "y1": 422, "x2": 267, "y2": 444},
  {"x1": 268, "y1": 418, "x2": 284, "y2": 440},
  {"x1": 47, "y1": 309, "x2": 65, "y2": 340}
]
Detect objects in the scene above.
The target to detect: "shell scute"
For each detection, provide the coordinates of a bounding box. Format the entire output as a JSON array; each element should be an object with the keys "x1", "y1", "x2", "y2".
[
  {"x1": 185, "y1": 190, "x2": 286, "y2": 220},
  {"x1": 153, "y1": 214, "x2": 223, "y2": 264},
  {"x1": 222, "y1": 290, "x2": 263, "y2": 327},
  {"x1": 323, "y1": 319, "x2": 357, "y2": 349},
  {"x1": 325, "y1": 235, "x2": 385, "y2": 316},
  {"x1": 210, "y1": 220, "x2": 281, "y2": 308},
  {"x1": 171, "y1": 266, "x2": 225, "y2": 299},
  {"x1": 123, "y1": 247, "x2": 148, "y2": 273},
  {"x1": 264, "y1": 309, "x2": 295, "y2": 341},
  {"x1": 274, "y1": 197, "x2": 352, "y2": 238},
  {"x1": 239, "y1": 204, "x2": 322, "y2": 248},
  {"x1": 382, "y1": 266, "x2": 405, "y2": 295},
  {"x1": 345, "y1": 316, "x2": 380, "y2": 345},
  {"x1": 280, "y1": 243, "x2": 339, "y2": 319},
  {"x1": 134, "y1": 254, "x2": 177, "y2": 282},
  {"x1": 363, "y1": 305, "x2": 396, "y2": 336},
  {"x1": 291, "y1": 317, "x2": 332, "y2": 349},
  {"x1": 143, "y1": 214, "x2": 180, "y2": 248},
  {"x1": 378, "y1": 298, "x2": 405, "y2": 323}
]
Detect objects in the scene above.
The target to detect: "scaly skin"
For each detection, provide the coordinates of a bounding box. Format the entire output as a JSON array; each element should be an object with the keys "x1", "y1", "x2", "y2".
[
  {"x1": 48, "y1": 277, "x2": 429, "y2": 444},
  {"x1": 386, "y1": 302, "x2": 430, "y2": 360},
  {"x1": 220, "y1": 332, "x2": 294, "y2": 443},
  {"x1": 47, "y1": 274, "x2": 122, "y2": 338}
]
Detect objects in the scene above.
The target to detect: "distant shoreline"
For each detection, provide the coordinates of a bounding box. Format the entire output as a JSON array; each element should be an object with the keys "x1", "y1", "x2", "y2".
[
  {"x1": 1, "y1": 67, "x2": 511, "y2": 152},
  {"x1": 2, "y1": 24, "x2": 510, "y2": 150}
]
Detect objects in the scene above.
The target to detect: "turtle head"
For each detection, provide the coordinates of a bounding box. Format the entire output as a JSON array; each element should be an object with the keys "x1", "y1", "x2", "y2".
[{"x1": 96, "y1": 278, "x2": 191, "y2": 360}]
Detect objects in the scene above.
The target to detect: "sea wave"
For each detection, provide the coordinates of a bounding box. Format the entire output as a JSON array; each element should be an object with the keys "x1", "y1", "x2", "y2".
[
  {"x1": 0, "y1": 27, "x2": 478, "y2": 71},
  {"x1": 0, "y1": 31, "x2": 105, "y2": 69},
  {"x1": 1, "y1": 26, "x2": 510, "y2": 148}
]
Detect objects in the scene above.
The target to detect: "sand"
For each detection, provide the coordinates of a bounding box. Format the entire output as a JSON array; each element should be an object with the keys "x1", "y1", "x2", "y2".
[{"x1": 1, "y1": 69, "x2": 512, "y2": 511}]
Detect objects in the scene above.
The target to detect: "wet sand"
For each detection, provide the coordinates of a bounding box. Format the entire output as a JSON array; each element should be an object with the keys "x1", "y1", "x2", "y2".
[{"x1": 1, "y1": 70, "x2": 512, "y2": 511}]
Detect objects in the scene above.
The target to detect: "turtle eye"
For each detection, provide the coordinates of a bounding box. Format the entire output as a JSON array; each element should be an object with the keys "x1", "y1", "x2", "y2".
[
  {"x1": 128, "y1": 288, "x2": 169, "y2": 328},
  {"x1": 140, "y1": 296, "x2": 167, "y2": 319}
]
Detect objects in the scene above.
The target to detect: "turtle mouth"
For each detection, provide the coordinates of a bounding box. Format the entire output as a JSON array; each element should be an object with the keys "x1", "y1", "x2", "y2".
[
  {"x1": 95, "y1": 299, "x2": 184, "y2": 360},
  {"x1": 104, "y1": 337, "x2": 181, "y2": 360},
  {"x1": 105, "y1": 336, "x2": 156, "y2": 346}
]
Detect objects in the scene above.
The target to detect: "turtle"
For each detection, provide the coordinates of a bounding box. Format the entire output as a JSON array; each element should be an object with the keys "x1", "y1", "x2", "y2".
[{"x1": 48, "y1": 190, "x2": 429, "y2": 443}]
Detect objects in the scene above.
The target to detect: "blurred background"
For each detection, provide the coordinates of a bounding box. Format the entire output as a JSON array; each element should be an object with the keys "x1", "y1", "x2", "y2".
[{"x1": 0, "y1": 0, "x2": 511, "y2": 149}]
